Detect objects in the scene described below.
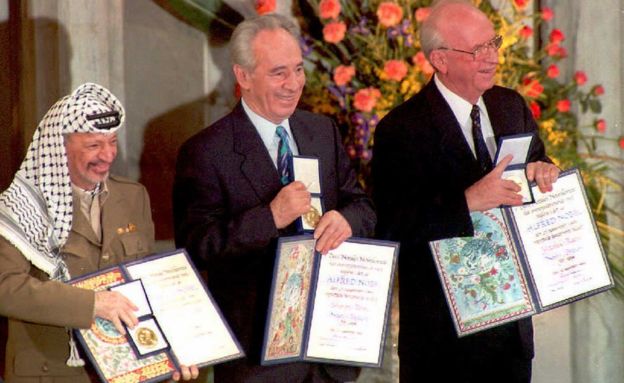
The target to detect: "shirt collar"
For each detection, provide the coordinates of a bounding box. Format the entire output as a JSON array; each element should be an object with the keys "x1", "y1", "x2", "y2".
[
  {"x1": 434, "y1": 75, "x2": 487, "y2": 126},
  {"x1": 241, "y1": 98, "x2": 294, "y2": 148}
]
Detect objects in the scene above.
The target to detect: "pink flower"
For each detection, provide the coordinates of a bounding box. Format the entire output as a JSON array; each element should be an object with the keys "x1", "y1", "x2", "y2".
[
  {"x1": 319, "y1": 0, "x2": 341, "y2": 20},
  {"x1": 574, "y1": 71, "x2": 588, "y2": 86},
  {"x1": 519, "y1": 25, "x2": 533, "y2": 39},
  {"x1": 383, "y1": 60, "x2": 408, "y2": 82},
  {"x1": 593, "y1": 85, "x2": 605, "y2": 96},
  {"x1": 529, "y1": 101, "x2": 541, "y2": 119},
  {"x1": 513, "y1": 0, "x2": 529, "y2": 9},
  {"x1": 595, "y1": 119, "x2": 607, "y2": 133},
  {"x1": 541, "y1": 7, "x2": 554, "y2": 21},
  {"x1": 333, "y1": 65, "x2": 355, "y2": 86},
  {"x1": 556, "y1": 99, "x2": 571, "y2": 113},
  {"x1": 377, "y1": 2, "x2": 404, "y2": 27},
  {"x1": 412, "y1": 51, "x2": 434, "y2": 75},
  {"x1": 414, "y1": 7, "x2": 431, "y2": 22},
  {"x1": 546, "y1": 64, "x2": 560, "y2": 78},
  {"x1": 549, "y1": 29, "x2": 565, "y2": 44},
  {"x1": 255, "y1": 0, "x2": 276, "y2": 15},
  {"x1": 522, "y1": 78, "x2": 544, "y2": 99},
  {"x1": 353, "y1": 87, "x2": 381, "y2": 112},
  {"x1": 322, "y1": 21, "x2": 347, "y2": 44},
  {"x1": 503, "y1": 283, "x2": 511, "y2": 290},
  {"x1": 490, "y1": 267, "x2": 498, "y2": 276}
]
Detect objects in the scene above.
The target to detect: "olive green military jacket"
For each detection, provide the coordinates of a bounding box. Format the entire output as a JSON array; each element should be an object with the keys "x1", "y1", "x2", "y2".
[{"x1": 0, "y1": 176, "x2": 155, "y2": 383}]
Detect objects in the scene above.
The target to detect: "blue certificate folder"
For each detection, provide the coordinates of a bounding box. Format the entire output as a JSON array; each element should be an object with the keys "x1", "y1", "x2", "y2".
[
  {"x1": 261, "y1": 235, "x2": 399, "y2": 367},
  {"x1": 430, "y1": 169, "x2": 614, "y2": 337},
  {"x1": 70, "y1": 249, "x2": 244, "y2": 383}
]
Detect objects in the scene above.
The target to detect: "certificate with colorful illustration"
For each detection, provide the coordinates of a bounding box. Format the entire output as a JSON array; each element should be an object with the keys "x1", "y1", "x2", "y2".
[
  {"x1": 261, "y1": 236, "x2": 398, "y2": 367},
  {"x1": 430, "y1": 168, "x2": 613, "y2": 336},
  {"x1": 70, "y1": 250, "x2": 244, "y2": 383}
]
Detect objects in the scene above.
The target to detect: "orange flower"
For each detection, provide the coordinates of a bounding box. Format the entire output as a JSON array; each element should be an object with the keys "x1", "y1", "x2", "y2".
[
  {"x1": 513, "y1": 0, "x2": 529, "y2": 9},
  {"x1": 595, "y1": 119, "x2": 607, "y2": 133},
  {"x1": 414, "y1": 7, "x2": 431, "y2": 22},
  {"x1": 333, "y1": 65, "x2": 355, "y2": 86},
  {"x1": 541, "y1": 7, "x2": 554, "y2": 21},
  {"x1": 574, "y1": 71, "x2": 587, "y2": 85},
  {"x1": 323, "y1": 21, "x2": 347, "y2": 44},
  {"x1": 353, "y1": 87, "x2": 381, "y2": 112},
  {"x1": 255, "y1": 0, "x2": 276, "y2": 15},
  {"x1": 522, "y1": 78, "x2": 544, "y2": 99},
  {"x1": 556, "y1": 99, "x2": 571, "y2": 113},
  {"x1": 319, "y1": 0, "x2": 341, "y2": 20},
  {"x1": 519, "y1": 25, "x2": 533, "y2": 39},
  {"x1": 383, "y1": 60, "x2": 408, "y2": 82},
  {"x1": 549, "y1": 29, "x2": 565, "y2": 43},
  {"x1": 377, "y1": 2, "x2": 403, "y2": 28},
  {"x1": 593, "y1": 85, "x2": 605, "y2": 96},
  {"x1": 529, "y1": 101, "x2": 541, "y2": 119},
  {"x1": 546, "y1": 65, "x2": 559, "y2": 78},
  {"x1": 412, "y1": 52, "x2": 434, "y2": 75}
]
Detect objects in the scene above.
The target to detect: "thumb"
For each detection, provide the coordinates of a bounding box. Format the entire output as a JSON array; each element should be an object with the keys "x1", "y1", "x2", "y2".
[{"x1": 492, "y1": 154, "x2": 513, "y2": 177}]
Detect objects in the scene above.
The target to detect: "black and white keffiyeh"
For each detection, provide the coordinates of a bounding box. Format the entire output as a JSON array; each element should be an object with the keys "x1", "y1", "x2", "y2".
[{"x1": 0, "y1": 83, "x2": 125, "y2": 282}]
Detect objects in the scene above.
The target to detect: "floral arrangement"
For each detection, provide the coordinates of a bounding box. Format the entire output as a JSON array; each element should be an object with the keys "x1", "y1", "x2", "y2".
[{"x1": 286, "y1": 0, "x2": 624, "y2": 290}]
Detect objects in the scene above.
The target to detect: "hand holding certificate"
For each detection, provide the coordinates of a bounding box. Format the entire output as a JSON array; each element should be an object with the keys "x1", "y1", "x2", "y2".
[
  {"x1": 71, "y1": 250, "x2": 244, "y2": 383},
  {"x1": 430, "y1": 168, "x2": 613, "y2": 336},
  {"x1": 262, "y1": 236, "x2": 398, "y2": 367}
]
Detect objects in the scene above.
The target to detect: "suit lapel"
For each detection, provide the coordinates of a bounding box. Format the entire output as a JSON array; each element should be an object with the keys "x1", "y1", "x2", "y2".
[
  {"x1": 424, "y1": 81, "x2": 477, "y2": 168},
  {"x1": 231, "y1": 104, "x2": 283, "y2": 202},
  {"x1": 289, "y1": 111, "x2": 319, "y2": 157}
]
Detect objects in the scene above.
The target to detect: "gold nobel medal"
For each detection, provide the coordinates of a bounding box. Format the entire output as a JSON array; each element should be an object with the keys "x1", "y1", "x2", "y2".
[
  {"x1": 136, "y1": 327, "x2": 158, "y2": 347},
  {"x1": 303, "y1": 206, "x2": 321, "y2": 228}
]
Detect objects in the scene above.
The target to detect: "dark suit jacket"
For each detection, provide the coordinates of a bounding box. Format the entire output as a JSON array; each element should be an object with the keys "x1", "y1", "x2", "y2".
[
  {"x1": 173, "y1": 103, "x2": 375, "y2": 383},
  {"x1": 372, "y1": 81, "x2": 546, "y2": 380}
]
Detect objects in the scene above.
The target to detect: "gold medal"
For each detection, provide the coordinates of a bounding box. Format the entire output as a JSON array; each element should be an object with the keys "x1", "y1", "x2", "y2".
[
  {"x1": 303, "y1": 206, "x2": 321, "y2": 228},
  {"x1": 136, "y1": 327, "x2": 158, "y2": 347}
]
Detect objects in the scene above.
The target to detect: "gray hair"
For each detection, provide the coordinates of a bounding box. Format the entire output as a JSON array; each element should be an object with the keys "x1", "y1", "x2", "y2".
[
  {"x1": 420, "y1": 0, "x2": 476, "y2": 58},
  {"x1": 230, "y1": 14, "x2": 301, "y2": 70}
]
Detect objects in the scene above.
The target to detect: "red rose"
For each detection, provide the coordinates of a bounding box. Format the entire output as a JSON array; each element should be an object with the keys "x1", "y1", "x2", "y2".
[
  {"x1": 513, "y1": 0, "x2": 529, "y2": 9},
  {"x1": 519, "y1": 25, "x2": 533, "y2": 39},
  {"x1": 593, "y1": 85, "x2": 605, "y2": 96},
  {"x1": 541, "y1": 7, "x2": 554, "y2": 21},
  {"x1": 574, "y1": 71, "x2": 588, "y2": 85},
  {"x1": 522, "y1": 78, "x2": 544, "y2": 98},
  {"x1": 619, "y1": 137, "x2": 624, "y2": 149},
  {"x1": 549, "y1": 29, "x2": 565, "y2": 44},
  {"x1": 595, "y1": 119, "x2": 607, "y2": 133},
  {"x1": 529, "y1": 101, "x2": 541, "y2": 119},
  {"x1": 556, "y1": 99, "x2": 571, "y2": 113},
  {"x1": 255, "y1": 0, "x2": 276, "y2": 15},
  {"x1": 547, "y1": 64, "x2": 560, "y2": 78}
]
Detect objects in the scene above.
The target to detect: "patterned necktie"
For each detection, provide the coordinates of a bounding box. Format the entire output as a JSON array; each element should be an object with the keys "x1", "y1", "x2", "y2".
[
  {"x1": 470, "y1": 105, "x2": 493, "y2": 173},
  {"x1": 275, "y1": 125, "x2": 293, "y2": 185}
]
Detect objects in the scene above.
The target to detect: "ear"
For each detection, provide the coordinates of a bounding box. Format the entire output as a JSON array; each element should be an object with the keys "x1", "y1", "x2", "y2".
[
  {"x1": 429, "y1": 50, "x2": 447, "y2": 74},
  {"x1": 233, "y1": 64, "x2": 252, "y2": 91}
]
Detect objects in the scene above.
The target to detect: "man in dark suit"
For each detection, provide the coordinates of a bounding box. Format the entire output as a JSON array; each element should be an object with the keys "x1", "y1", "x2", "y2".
[
  {"x1": 372, "y1": 1, "x2": 560, "y2": 382},
  {"x1": 173, "y1": 14, "x2": 375, "y2": 383}
]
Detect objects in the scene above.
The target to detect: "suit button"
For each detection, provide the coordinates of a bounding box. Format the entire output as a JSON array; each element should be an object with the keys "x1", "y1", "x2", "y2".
[{"x1": 41, "y1": 362, "x2": 49, "y2": 372}]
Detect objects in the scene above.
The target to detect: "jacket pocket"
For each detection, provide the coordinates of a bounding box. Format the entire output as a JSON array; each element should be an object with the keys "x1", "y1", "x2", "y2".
[{"x1": 119, "y1": 231, "x2": 150, "y2": 258}]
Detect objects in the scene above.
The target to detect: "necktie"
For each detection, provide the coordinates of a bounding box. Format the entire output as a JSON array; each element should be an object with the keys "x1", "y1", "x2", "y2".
[
  {"x1": 275, "y1": 125, "x2": 293, "y2": 185},
  {"x1": 470, "y1": 105, "x2": 493, "y2": 173}
]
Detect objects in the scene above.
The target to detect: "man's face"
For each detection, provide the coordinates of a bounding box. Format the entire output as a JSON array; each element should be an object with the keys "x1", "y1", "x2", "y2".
[
  {"x1": 433, "y1": 13, "x2": 498, "y2": 104},
  {"x1": 234, "y1": 28, "x2": 306, "y2": 124},
  {"x1": 65, "y1": 132, "x2": 118, "y2": 190}
]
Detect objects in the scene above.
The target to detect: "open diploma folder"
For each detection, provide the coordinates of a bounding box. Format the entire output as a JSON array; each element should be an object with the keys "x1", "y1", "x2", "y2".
[
  {"x1": 430, "y1": 168, "x2": 613, "y2": 336},
  {"x1": 261, "y1": 236, "x2": 398, "y2": 367},
  {"x1": 70, "y1": 250, "x2": 244, "y2": 383}
]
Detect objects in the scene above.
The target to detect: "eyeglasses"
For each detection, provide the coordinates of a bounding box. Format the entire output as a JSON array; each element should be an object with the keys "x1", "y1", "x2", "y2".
[{"x1": 437, "y1": 35, "x2": 503, "y2": 60}]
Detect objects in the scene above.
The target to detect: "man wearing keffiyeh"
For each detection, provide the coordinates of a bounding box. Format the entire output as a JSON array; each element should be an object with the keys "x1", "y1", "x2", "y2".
[{"x1": 0, "y1": 83, "x2": 198, "y2": 382}]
